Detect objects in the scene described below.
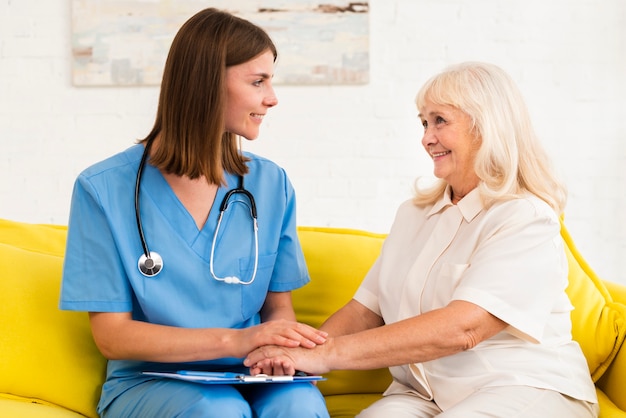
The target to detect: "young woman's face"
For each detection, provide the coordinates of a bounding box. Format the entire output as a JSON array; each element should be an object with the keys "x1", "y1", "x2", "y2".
[
  {"x1": 224, "y1": 50, "x2": 278, "y2": 140},
  {"x1": 419, "y1": 99, "x2": 481, "y2": 195}
]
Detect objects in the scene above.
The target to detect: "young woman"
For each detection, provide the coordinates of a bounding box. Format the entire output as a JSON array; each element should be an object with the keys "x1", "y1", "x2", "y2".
[{"x1": 61, "y1": 8, "x2": 329, "y2": 418}]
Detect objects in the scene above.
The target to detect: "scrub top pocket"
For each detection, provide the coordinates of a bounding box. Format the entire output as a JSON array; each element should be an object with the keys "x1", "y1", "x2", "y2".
[{"x1": 239, "y1": 253, "x2": 277, "y2": 321}]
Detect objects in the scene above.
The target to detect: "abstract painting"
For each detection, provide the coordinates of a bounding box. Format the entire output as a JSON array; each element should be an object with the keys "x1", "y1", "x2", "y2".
[{"x1": 71, "y1": 1, "x2": 369, "y2": 86}]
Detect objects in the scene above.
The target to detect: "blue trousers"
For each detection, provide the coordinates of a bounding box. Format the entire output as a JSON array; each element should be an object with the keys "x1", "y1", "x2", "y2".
[{"x1": 102, "y1": 379, "x2": 330, "y2": 418}]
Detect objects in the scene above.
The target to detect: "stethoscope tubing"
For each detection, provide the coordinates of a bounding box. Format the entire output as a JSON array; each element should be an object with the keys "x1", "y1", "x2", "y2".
[
  {"x1": 135, "y1": 138, "x2": 163, "y2": 276},
  {"x1": 134, "y1": 139, "x2": 259, "y2": 284},
  {"x1": 210, "y1": 204, "x2": 259, "y2": 285},
  {"x1": 135, "y1": 139, "x2": 153, "y2": 259}
]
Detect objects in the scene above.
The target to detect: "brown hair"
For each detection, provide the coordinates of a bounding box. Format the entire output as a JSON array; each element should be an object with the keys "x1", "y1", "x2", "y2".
[{"x1": 140, "y1": 8, "x2": 277, "y2": 184}]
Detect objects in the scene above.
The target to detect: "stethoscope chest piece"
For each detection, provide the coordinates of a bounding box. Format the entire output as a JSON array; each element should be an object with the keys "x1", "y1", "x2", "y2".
[{"x1": 138, "y1": 251, "x2": 163, "y2": 277}]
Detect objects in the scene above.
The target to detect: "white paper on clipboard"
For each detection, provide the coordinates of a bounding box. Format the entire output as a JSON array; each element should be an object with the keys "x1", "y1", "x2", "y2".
[{"x1": 142, "y1": 370, "x2": 325, "y2": 384}]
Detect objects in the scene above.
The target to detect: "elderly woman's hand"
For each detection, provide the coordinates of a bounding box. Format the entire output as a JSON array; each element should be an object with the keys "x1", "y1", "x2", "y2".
[{"x1": 245, "y1": 342, "x2": 332, "y2": 376}]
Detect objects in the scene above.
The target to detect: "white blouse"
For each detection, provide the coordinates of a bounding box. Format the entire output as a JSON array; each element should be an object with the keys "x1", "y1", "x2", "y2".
[{"x1": 354, "y1": 186, "x2": 597, "y2": 410}]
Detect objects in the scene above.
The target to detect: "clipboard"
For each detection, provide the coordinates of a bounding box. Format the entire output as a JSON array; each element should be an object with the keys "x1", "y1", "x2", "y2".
[{"x1": 142, "y1": 370, "x2": 325, "y2": 384}]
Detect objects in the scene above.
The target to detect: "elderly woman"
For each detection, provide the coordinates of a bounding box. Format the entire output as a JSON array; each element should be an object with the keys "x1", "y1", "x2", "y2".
[{"x1": 245, "y1": 62, "x2": 599, "y2": 417}]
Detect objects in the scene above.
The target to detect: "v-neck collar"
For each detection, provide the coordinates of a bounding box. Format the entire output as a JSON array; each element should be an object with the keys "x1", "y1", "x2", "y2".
[{"x1": 136, "y1": 149, "x2": 237, "y2": 244}]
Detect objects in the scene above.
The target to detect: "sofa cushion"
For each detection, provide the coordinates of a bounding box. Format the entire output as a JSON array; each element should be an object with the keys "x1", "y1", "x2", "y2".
[
  {"x1": 294, "y1": 227, "x2": 392, "y2": 401},
  {"x1": 561, "y1": 219, "x2": 626, "y2": 381},
  {"x1": 0, "y1": 394, "x2": 87, "y2": 418},
  {"x1": 0, "y1": 219, "x2": 106, "y2": 418}
]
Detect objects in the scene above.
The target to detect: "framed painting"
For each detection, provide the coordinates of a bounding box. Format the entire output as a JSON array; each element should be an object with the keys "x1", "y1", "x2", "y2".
[{"x1": 71, "y1": 1, "x2": 369, "y2": 86}]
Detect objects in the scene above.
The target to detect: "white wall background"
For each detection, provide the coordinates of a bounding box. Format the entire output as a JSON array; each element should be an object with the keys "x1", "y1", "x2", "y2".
[{"x1": 1, "y1": 0, "x2": 625, "y2": 284}]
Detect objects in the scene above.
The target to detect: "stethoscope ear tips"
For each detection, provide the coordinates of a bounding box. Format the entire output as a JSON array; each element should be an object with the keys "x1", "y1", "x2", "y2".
[
  {"x1": 224, "y1": 276, "x2": 241, "y2": 284},
  {"x1": 138, "y1": 251, "x2": 163, "y2": 277}
]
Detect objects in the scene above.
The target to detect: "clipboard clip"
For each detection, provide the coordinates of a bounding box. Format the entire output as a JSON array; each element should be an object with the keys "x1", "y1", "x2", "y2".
[{"x1": 238, "y1": 373, "x2": 293, "y2": 382}]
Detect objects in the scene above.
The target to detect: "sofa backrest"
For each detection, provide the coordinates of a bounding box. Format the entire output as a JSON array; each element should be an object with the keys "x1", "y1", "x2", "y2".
[
  {"x1": 2, "y1": 217, "x2": 625, "y2": 413},
  {"x1": 294, "y1": 226, "x2": 393, "y2": 396},
  {"x1": 0, "y1": 219, "x2": 106, "y2": 418},
  {"x1": 560, "y1": 218, "x2": 626, "y2": 382}
]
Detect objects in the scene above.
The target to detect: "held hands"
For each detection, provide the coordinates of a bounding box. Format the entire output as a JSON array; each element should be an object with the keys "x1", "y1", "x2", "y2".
[
  {"x1": 237, "y1": 319, "x2": 327, "y2": 359},
  {"x1": 244, "y1": 339, "x2": 332, "y2": 376},
  {"x1": 245, "y1": 345, "x2": 298, "y2": 376}
]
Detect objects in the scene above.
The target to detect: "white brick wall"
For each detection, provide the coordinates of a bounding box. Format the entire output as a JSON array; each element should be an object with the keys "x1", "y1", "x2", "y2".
[{"x1": 1, "y1": 0, "x2": 625, "y2": 285}]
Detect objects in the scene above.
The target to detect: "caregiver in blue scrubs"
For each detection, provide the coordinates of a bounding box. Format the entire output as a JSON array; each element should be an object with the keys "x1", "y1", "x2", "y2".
[{"x1": 60, "y1": 8, "x2": 329, "y2": 418}]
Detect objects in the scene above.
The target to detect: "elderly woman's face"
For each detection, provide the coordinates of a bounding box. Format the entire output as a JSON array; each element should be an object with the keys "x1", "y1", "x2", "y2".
[{"x1": 419, "y1": 99, "x2": 480, "y2": 196}]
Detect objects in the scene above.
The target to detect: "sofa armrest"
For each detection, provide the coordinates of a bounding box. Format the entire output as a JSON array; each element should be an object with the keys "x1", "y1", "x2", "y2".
[
  {"x1": 596, "y1": 334, "x2": 626, "y2": 413},
  {"x1": 596, "y1": 280, "x2": 626, "y2": 413},
  {"x1": 596, "y1": 389, "x2": 626, "y2": 418}
]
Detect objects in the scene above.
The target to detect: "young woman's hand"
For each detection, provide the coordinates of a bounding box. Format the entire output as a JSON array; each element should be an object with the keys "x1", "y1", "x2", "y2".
[{"x1": 237, "y1": 319, "x2": 327, "y2": 358}]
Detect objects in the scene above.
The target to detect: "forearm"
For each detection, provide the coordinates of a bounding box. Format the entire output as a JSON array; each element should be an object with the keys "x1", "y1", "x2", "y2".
[
  {"x1": 322, "y1": 300, "x2": 507, "y2": 371},
  {"x1": 273, "y1": 300, "x2": 508, "y2": 374},
  {"x1": 320, "y1": 299, "x2": 384, "y2": 337},
  {"x1": 89, "y1": 312, "x2": 244, "y2": 362},
  {"x1": 261, "y1": 303, "x2": 296, "y2": 322},
  {"x1": 260, "y1": 291, "x2": 296, "y2": 322},
  {"x1": 322, "y1": 318, "x2": 452, "y2": 371},
  {"x1": 91, "y1": 304, "x2": 327, "y2": 364}
]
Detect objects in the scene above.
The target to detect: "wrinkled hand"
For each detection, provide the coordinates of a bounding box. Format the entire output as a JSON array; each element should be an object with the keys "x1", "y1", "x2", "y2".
[
  {"x1": 235, "y1": 320, "x2": 327, "y2": 358},
  {"x1": 244, "y1": 343, "x2": 331, "y2": 376}
]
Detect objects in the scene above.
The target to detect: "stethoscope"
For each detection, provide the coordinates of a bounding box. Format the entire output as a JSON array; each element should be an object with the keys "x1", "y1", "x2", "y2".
[{"x1": 135, "y1": 139, "x2": 259, "y2": 284}]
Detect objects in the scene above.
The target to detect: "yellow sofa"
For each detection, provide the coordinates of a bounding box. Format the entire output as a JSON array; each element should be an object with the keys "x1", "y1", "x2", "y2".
[{"x1": 1, "y1": 218, "x2": 625, "y2": 417}]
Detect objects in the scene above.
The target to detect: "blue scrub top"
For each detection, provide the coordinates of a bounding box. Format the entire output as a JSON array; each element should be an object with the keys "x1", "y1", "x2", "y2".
[{"x1": 59, "y1": 144, "x2": 310, "y2": 412}]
